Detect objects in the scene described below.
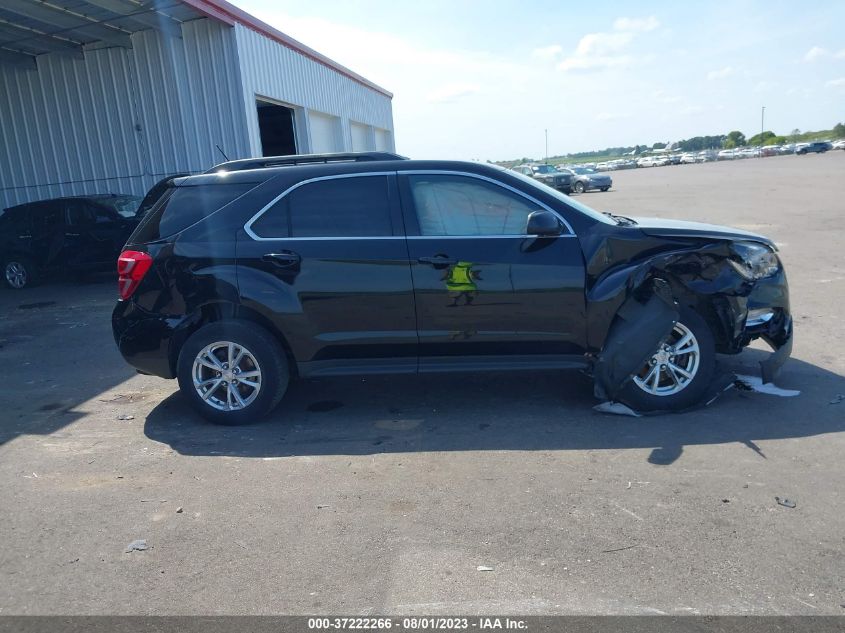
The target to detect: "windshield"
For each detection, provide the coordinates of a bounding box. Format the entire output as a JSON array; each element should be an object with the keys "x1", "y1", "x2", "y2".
[
  {"x1": 533, "y1": 165, "x2": 557, "y2": 174},
  {"x1": 573, "y1": 167, "x2": 595, "y2": 175},
  {"x1": 97, "y1": 195, "x2": 142, "y2": 218},
  {"x1": 498, "y1": 166, "x2": 615, "y2": 225}
]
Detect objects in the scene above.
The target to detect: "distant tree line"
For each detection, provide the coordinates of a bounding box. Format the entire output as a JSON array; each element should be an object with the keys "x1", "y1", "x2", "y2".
[{"x1": 497, "y1": 122, "x2": 845, "y2": 166}]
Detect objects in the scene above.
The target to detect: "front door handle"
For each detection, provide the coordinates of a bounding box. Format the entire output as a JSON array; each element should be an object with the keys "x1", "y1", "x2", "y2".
[
  {"x1": 418, "y1": 254, "x2": 456, "y2": 268},
  {"x1": 262, "y1": 251, "x2": 301, "y2": 268}
]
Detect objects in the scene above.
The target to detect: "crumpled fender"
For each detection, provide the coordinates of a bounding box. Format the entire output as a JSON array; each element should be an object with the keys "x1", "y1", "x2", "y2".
[{"x1": 592, "y1": 278, "x2": 679, "y2": 401}]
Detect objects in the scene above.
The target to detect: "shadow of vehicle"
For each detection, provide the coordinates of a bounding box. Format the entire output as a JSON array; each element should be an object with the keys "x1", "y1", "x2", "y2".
[
  {"x1": 144, "y1": 350, "x2": 845, "y2": 466},
  {"x1": 0, "y1": 277, "x2": 137, "y2": 446}
]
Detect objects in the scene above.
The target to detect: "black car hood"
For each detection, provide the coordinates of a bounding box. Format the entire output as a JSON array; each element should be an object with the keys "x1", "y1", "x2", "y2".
[{"x1": 631, "y1": 216, "x2": 775, "y2": 248}]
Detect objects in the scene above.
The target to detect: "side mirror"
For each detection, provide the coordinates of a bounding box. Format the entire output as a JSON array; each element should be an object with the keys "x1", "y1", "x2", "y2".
[{"x1": 526, "y1": 210, "x2": 561, "y2": 236}]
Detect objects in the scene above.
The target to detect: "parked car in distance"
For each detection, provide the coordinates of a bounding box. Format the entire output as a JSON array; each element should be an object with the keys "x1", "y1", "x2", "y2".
[
  {"x1": 796, "y1": 141, "x2": 832, "y2": 154},
  {"x1": 832, "y1": 139, "x2": 845, "y2": 150},
  {"x1": 1, "y1": 194, "x2": 142, "y2": 289},
  {"x1": 559, "y1": 167, "x2": 612, "y2": 193},
  {"x1": 680, "y1": 153, "x2": 697, "y2": 164},
  {"x1": 512, "y1": 163, "x2": 573, "y2": 194},
  {"x1": 717, "y1": 149, "x2": 736, "y2": 160},
  {"x1": 112, "y1": 152, "x2": 792, "y2": 424},
  {"x1": 636, "y1": 156, "x2": 660, "y2": 167}
]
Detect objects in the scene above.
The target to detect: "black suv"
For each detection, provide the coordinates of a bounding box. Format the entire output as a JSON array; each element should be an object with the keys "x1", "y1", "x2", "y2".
[
  {"x1": 1, "y1": 194, "x2": 141, "y2": 289},
  {"x1": 113, "y1": 153, "x2": 792, "y2": 424},
  {"x1": 512, "y1": 164, "x2": 573, "y2": 194}
]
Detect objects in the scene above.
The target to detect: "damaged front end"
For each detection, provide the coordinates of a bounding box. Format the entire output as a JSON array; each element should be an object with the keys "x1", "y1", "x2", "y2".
[{"x1": 584, "y1": 228, "x2": 793, "y2": 407}]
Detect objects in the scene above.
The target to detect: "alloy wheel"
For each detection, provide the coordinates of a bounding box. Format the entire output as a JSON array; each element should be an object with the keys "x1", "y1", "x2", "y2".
[
  {"x1": 191, "y1": 341, "x2": 262, "y2": 411},
  {"x1": 632, "y1": 322, "x2": 700, "y2": 396},
  {"x1": 5, "y1": 261, "x2": 27, "y2": 288}
]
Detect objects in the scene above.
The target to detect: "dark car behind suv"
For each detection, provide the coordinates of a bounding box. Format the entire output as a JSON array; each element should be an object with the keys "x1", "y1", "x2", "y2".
[
  {"x1": 1, "y1": 194, "x2": 141, "y2": 289},
  {"x1": 512, "y1": 164, "x2": 573, "y2": 194},
  {"x1": 113, "y1": 153, "x2": 792, "y2": 424}
]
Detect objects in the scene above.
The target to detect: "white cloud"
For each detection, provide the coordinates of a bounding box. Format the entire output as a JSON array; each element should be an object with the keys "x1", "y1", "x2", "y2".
[
  {"x1": 707, "y1": 66, "x2": 734, "y2": 80},
  {"x1": 558, "y1": 31, "x2": 636, "y2": 72},
  {"x1": 426, "y1": 83, "x2": 481, "y2": 103},
  {"x1": 595, "y1": 112, "x2": 630, "y2": 121},
  {"x1": 613, "y1": 16, "x2": 660, "y2": 32},
  {"x1": 532, "y1": 44, "x2": 562, "y2": 60},
  {"x1": 682, "y1": 105, "x2": 705, "y2": 115},
  {"x1": 754, "y1": 80, "x2": 777, "y2": 92},
  {"x1": 652, "y1": 90, "x2": 683, "y2": 104},
  {"x1": 804, "y1": 46, "x2": 828, "y2": 62},
  {"x1": 804, "y1": 47, "x2": 845, "y2": 62},
  {"x1": 825, "y1": 78, "x2": 845, "y2": 88}
]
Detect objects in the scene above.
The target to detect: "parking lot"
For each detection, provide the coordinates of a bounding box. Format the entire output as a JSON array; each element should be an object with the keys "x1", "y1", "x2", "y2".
[{"x1": 1, "y1": 152, "x2": 843, "y2": 615}]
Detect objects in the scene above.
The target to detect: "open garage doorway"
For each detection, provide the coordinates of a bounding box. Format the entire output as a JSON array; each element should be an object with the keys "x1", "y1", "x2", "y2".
[{"x1": 256, "y1": 99, "x2": 297, "y2": 156}]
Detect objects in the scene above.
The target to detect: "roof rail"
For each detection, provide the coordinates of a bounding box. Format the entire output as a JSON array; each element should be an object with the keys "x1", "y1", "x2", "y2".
[{"x1": 205, "y1": 152, "x2": 408, "y2": 173}]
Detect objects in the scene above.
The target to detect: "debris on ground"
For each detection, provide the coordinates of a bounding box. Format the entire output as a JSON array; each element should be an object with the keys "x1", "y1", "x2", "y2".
[
  {"x1": 476, "y1": 565, "x2": 494, "y2": 572},
  {"x1": 722, "y1": 499, "x2": 730, "y2": 503},
  {"x1": 829, "y1": 394, "x2": 844, "y2": 405},
  {"x1": 775, "y1": 496, "x2": 797, "y2": 509},
  {"x1": 734, "y1": 375, "x2": 800, "y2": 397},
  {"x1": 116, "y1": 414, "x2": 134, "y2": 420},
  {"x1": 601, "y1": 545, "x2": 638, "y2": 553},
  {"x1": 593, "y1": 401, "x2": 641, "y2": 417},
  {"x1": 176, "y1": 507, "x2": 183, "y2": 513},
  {"x1": 125, "y1": 539, "x2": 148, "y2": 553}
]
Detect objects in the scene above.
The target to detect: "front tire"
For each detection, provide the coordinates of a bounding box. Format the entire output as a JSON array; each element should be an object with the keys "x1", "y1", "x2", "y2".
[
  {"x1": 177, "y1": 320, "x2": 289, "y2": 425},
  {"x1": 601, "y1": 187, "x2": 610, "y2": 192},
  {"x1": 3, "y1": 256, "x2": 38, "y2": 289},
  {"x1": 573, "y1": 181, "x2": 586, "y2": 194},
  {"x1": 617, "y1": 307, "x2": 716, "y2": 412}
]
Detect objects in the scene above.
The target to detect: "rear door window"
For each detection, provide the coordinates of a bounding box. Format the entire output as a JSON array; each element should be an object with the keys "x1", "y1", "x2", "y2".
[
  {"x1": 250, "y1": 175, "x2": 393, "y2": 238},
  {"x1": 129, "y1": 183, "x2": 254, "y2": 243}
]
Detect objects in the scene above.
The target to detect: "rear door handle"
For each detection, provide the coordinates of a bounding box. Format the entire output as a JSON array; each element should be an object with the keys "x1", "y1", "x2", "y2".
[
  {"x1": 262, "y1": 251, "x2": 301, "y2": 268},
  {"x1": 418, "y1": 255, "x2": 456, "y2": 268}
]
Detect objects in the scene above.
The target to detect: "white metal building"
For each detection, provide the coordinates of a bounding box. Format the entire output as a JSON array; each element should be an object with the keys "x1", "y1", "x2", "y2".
[{"x1": 0, "y1": 0, "x2": 395, "y2": 208}]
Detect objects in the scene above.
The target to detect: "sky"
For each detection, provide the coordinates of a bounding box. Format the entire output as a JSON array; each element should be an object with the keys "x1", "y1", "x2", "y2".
[{"x1": 235, "y1": 0, "x2": 845, "y2": 161}]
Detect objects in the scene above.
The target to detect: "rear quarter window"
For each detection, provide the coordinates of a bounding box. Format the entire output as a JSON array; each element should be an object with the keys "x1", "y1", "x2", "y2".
[{"x1": 129, "y1": 183, "x2": 255, "y2": 243}]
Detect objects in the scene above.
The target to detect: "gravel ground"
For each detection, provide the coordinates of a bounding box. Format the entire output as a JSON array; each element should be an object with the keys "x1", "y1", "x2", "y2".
[{"x1": 0, "y1": 151, "x2": 843, "y2": 615}]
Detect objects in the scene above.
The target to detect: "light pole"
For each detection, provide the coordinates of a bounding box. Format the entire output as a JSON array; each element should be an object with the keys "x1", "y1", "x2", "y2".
[
  {"x1": 761, "y1": 106, "x2": 765, "y2": 137},
  {"x1": 545, "y1": 129, "x2": 548, "y2": 162}
]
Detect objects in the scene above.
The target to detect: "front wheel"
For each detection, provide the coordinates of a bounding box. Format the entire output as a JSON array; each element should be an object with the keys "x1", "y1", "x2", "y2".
[
  {"x1": 601, "y1": 187, "x2": 610, "y2": 192},
  {"x1": 3, "y1": 256, "x2": 38, "y2": 289},
  {"x1": 573, "y1": 181, "x2": 586, "y2": 194},
  {"x1": 177, "y1": 320, "x2": 289, "y2": 425},
  {"x1": 617, "y1": 307, "x2": 716, "y2": 412}
]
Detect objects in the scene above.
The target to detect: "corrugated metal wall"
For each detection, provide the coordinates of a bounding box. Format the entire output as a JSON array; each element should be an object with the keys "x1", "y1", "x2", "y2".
[
  {"x1": 0, "y1": 18, "x2": 249, "y2": 209},
  {"x1": 0, "y1": 16, "x2": 396, "y2": 209},
  {"x1": 232, "y1": 24, "x2": 395, "y2": 156}
]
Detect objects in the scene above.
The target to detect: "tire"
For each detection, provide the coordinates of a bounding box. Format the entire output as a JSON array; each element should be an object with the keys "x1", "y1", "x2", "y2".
[
  {"x1": 601, "y1": 187, "x2": 610, "y2": 192},
  {"x1": 573, "y1": 181, "x2": 586, "y2": 194},
  {"x1": 2, "y1": 256, "x2": 38, "y2": 289},
  {"x1": 617, "y1": 306, "x2": 716, "y2": 412},
  {"x1": 176, "y1": 320, "x2": 289, "y2": 425}
]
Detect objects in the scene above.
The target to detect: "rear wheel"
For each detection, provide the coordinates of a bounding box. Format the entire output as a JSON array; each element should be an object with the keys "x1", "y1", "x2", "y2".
[
  {"x1": 574, "y1": 181, "x2": 586, "y2": 194},
  {"x1": 177, "y1": 320, "x2": 289, "y2": 425},
  {"x1": 601, "y1": 186, "x2": 610, "y2": 192},
  {"x1": 3, "y1": 256, "x2": 37, "y2": 289},
  {"x1": 617, "y1": 307, "x2": 715, "y2": 412}
]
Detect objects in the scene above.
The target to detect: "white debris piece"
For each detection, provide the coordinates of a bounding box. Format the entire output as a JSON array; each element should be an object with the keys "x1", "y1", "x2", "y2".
[
  {"x1": 593, "y1": 402, "x2": 642, "y2": 417},
  {"x1": 734, "y1": 375, "x2": 800, "y2": 397}
]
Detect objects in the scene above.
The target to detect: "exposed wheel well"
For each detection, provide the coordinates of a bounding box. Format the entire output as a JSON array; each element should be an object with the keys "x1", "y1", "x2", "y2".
[{"x1": 170, "y1": 303, "x2": 299, "y2": 378}]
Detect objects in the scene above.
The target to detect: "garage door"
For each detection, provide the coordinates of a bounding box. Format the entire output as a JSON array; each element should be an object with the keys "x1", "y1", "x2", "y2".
[
  {"x1": 374, "y1": 128, "x2": 392, "y2": 151},
  {"x1": 309, "y1": 111, "x2": 341, "y2": 153},
  {"x1": 350, "y1": 122, "x2": 372, "y2": 152}
]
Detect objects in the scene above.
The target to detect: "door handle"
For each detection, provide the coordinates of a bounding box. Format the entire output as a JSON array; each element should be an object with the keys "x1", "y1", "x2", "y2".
[
  {"x1": 262, "y1": 251, "x2": 301, "y2": 268},
  {"x1": 418, "y1": 255, "x2": 456, "y2": 268}
]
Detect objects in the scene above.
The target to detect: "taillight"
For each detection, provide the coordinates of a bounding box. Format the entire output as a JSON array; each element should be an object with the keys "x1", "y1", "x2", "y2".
[{"x1": 117, "y1": 250, "x2": 153, "y2": 300}]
